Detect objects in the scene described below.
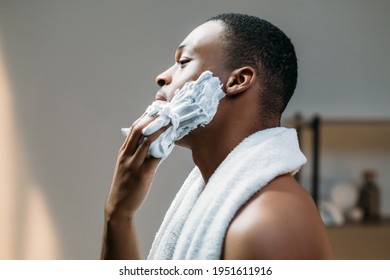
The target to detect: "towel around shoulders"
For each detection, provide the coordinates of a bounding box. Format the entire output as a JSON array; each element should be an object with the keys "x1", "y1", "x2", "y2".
[{"x1": 148, "y1": 127, "x2": 307, "y2": 260}]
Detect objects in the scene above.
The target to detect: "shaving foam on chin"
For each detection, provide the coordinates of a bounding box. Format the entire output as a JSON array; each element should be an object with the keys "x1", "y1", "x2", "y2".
[{"x1": 121, "y1": 70, "x2": 226, "y2": 160}]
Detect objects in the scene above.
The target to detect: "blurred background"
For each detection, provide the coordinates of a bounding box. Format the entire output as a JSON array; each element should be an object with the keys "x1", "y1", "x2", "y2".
[{"x1": 0, "y1": 0, "x2": 389, "y2": 259}]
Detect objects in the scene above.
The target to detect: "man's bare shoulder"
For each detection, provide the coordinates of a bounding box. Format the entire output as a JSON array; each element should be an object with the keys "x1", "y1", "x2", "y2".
[{"x1": 222, "y1": 174, "x2": 333, "y2": 260}]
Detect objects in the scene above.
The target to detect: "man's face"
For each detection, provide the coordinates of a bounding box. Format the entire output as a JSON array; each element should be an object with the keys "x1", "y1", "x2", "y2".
[{"x1": 155, "y1": 20, "x2": 229, "y2": 102}]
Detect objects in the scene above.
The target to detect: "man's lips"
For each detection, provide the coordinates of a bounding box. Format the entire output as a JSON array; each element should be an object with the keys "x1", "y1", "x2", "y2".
[{"x1": 155, "y1": 92, "x2": 168, "y2": 102}]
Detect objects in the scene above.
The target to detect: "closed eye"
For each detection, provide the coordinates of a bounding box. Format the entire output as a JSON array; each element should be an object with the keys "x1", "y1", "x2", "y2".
[{"x1": 177, "y1": 58, "x2": 191, "y2": 68}]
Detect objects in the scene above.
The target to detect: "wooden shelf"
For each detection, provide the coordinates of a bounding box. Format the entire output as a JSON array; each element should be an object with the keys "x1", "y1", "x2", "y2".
[
  {"x1": 327, "y1": 220, "x2": 390, "y2": 259},
  {"x1": 288, "y1": 114, "x2": 390, "y2": 205},
  {"x1": 288, "y1": 115, "x2": 390, "y2": 259}
]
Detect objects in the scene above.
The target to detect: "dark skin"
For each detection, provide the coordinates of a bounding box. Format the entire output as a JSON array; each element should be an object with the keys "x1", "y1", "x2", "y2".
[{"x1": 101, "y1": 20, "x2": 333, "y2": 259}]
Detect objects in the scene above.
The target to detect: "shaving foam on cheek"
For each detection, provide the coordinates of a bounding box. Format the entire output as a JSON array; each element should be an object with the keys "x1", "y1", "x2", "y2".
[{"x1": 121, "y1": 70, "x2": 226, "y2": 160}]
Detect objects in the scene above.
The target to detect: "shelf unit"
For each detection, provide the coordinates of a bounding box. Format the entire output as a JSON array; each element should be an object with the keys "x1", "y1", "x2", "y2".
[
  {"x1": 290, "y1": 113, "x2": 390, "y2": 206},
  {"x1": 289, "y1": 115, "x2": 390, "y2": 259}
]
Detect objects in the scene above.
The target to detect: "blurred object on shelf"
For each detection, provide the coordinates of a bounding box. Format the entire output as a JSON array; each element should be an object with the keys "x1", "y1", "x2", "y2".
[
  {"x1": 331, "y1": 182, "x2": 363, "y2": 224},
  {"x1": 319, "y1": 200, "x2": 345, "y2": 226},
  {"x1": 331, "y1": 182, "x2": 359, "y2": 213},
  {"x1": 358, "y1": 170, "x2": 381, "y2": 223},
  {"x1": 319, "y1": 181, "x2": 362, "y2": 226}
]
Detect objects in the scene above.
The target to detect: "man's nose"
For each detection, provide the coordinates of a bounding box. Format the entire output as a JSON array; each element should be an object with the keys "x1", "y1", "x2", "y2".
[{"x1": 155, "y1": 68, "x2": 173, "y2": 87}]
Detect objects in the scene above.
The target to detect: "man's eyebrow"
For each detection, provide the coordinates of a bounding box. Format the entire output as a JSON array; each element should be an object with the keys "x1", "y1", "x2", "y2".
[
  {"x1": 177, "y1": 43, "x2": 197, "y2": 53},
  {"x1": 177, "y1": 45, "x2": 186, "y2": 51}
]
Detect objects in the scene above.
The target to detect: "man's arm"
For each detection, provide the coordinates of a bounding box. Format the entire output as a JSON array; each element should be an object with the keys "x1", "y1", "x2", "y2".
[
  {"x1": 101, "y1": 115, "x2": 164, "y2": 259},
  {"x1": 101, "y1": 213, "x2": 141, "y2": 259},
  {"x1": 223, "y1": 174, "x2": 333, "y2": 260}
]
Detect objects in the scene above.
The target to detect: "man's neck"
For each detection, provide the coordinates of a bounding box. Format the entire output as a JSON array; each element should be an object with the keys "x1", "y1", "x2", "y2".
[
  {"x1": 185, "y1": 88, "x2": 281, "y2": 183},
  {"x1": 189, "y1": 124, "x2": 264, "y2": 183},
  {"x1": 191, "y1": 140, "x2": 234, "y2": 184}
]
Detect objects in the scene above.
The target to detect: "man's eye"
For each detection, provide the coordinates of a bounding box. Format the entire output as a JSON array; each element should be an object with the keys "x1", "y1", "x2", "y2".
[{"x1": 177, "y1": 58, "x2": 191, "y2": 67}]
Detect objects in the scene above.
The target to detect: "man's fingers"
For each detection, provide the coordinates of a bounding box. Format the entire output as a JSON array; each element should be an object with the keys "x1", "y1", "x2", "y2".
[
  {"x1": 122, "y1": 114, "x2": 170, "y2": 158},
  {"x1": 131, "y1": 136, "x2": 162, "y2": 170},
  {"x1": 120, "y1": 112, "x2": 147, "y2": 150},
  {"x1": 130, "y1": 136, "x2": 152, "y2": 169},
  {"x1": 144, "y1": 154, "x2": 162, "y2": 172},
  {"x1": 122, "y1": 114, "x2": 154, "y2": 154}
]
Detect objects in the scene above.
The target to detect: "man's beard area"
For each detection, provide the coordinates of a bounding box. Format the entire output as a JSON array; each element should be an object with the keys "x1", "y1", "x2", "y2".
[{"x1": 122, "y1": 70, "x2": 226, "y2": 161}]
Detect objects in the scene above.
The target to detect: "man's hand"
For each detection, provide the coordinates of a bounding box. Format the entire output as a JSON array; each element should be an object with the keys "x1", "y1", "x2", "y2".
[
  {"x1": 105, "y1": 113, "x2": 164, "y2": 218},
  {"x1": 101, "y1": 113, "x2": 167, "y2": 259}
]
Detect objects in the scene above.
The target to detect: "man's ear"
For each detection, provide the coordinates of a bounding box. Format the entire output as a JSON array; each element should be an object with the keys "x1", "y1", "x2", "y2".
[{"x1": 225, "y1": 66, "x2": 257, "y2": 96}]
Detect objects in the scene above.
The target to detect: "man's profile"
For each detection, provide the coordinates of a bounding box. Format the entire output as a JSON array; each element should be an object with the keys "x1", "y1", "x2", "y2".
[{"x1": 101, "y1": 13, "x2": 333, "y2": 260}]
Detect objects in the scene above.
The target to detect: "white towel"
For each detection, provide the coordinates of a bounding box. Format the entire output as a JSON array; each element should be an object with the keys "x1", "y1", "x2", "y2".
[{"x1": 147, "y1": 127, "x2": 307, "y2": 260}]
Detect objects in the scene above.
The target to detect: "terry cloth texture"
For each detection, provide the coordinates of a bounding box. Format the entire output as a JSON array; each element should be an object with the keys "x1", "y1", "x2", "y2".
[{"x1": 147, "y1": 127, "x2": 307, "y2": 260}]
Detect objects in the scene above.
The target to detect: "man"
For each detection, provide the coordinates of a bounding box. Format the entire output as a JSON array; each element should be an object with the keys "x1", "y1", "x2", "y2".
[{"x1": 101, "y1": 13, "x2": 333, "y2": 260}]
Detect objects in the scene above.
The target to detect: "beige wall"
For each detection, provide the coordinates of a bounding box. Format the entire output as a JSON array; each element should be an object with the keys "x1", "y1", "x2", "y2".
[{"x1": 0, "y1": 0, "x2": 389, "y2": 259}]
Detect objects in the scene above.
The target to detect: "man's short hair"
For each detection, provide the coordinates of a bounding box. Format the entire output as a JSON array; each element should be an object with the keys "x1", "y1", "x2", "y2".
[{"x1": 208, "y1": 13, "x2": 298, "y2": 120}]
